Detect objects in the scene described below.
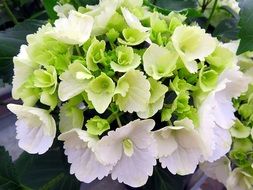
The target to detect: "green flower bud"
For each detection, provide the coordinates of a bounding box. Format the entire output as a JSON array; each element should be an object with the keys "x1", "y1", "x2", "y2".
[{"x1": 85, "y1": 116, "x2": 110, "y2": 136}]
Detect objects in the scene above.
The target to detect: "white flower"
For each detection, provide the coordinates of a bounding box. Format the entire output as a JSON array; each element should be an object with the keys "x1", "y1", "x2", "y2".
[
  {"x1": 226, "y1": 168, "x2": 253, "y2": 190},
  {"x1": 153, "y1": 118, "x2": 203, "y2": 175},
  {"x1": 53, "y1": 3, "x2": 75, "y2": 18},
  {"x1": 200, "y1": 156, "x2": 232, "y2": 185},
  {"x1": 95, "y1": 119, "x2": 157, "y2": 187},
  {"x1": 121, "y1": 7, "x2": 149, "y2": 32},
  {"x1": 171, "y1": 25, "x2": 217, "y2": 73},
  {"x1": 197, "y1": 66, "x2": 250, "y2": 162},
  {"x1": 12, "y1": 45, "x2": 37, "y2": 100},
  {"x1": 58, "y1": 129, "x2": 113, "y2": 183},
  {"x1": 48, "y1": 10, "x2": 94, "y2": 45},
  {"x1": 7, "y1": 104, "x2": 56, "y2": 154}
]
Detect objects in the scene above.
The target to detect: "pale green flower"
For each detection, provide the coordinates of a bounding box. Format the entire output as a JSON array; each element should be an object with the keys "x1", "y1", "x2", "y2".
[
  {"x1": 137, "y1": 78, "x2": 168, "y2": 118},
  {"x1": 86, "y1": 38, "x2": 106, "y2": 71},
  {"x1": 106, "y1": 12, "x2": 127, "y2": 32},
  {"x1": 198, "y1": 65, "x2": 218, "y2": 92},
  {"x1": 86, "y1": 73, "x2": 115, "y2": 114},
  {"x1": 59, "y1": 95, "x2": 84, "y2": 133},
  {"x1": 58, "y1": 61, "x2": 93, "y2": 101},
  {"x1": 171, "y1": 25, "x2": 217, "y2": 73},
  {"x1": 206, "y1": 45, "x2": 237, "y2": 72},
  {"x1": 114, "y1": 70, "x2": 150, "y2": 113},
  {"x1": 12, "y1": 45, "x2": 38, "y2": 100},
  {"x1": 40, "y1": 91, "x2": 58, "y2": 110},
  {"x1": 85, "y1": 116, "x2": 110, "y2": 135},
  {"x1": 48, "y1": 10, "x2": 94, "y2": 45},
  {"x1": 118, "y1": 27, "x2": 149, "y2": 46},
  {"x1": 143, "y1": 43, "x2": 178, "y2": 80},
  {"x1": 230, "y1": 119, "x2": 251, "y2": 139},
  {"x1": 110, "y1": 46, "x2": 141, "y2": 72},
  {"x1": 33, "y1": 65, "x2": 57, "y2": 95},
  {"x1": 18, "y1": 88, "x2": 40, "y2": 106},
  {"x1": 7, "y1": 104, "x2": 56, "y2": 154},
  {"x1": 53, "y1": 3, "x2": 75, "y2": 18},
  {"x1": 26, "y1": 24, "x2": 72, "y2": 74}
]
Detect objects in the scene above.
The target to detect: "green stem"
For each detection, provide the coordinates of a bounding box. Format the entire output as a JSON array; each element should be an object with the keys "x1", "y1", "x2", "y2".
[
  {"x1": 3, "y1": 0, "x2": 18, "y2": 25},
  {"x1": 107, "y1": 112, "x2": 123, "y2": 124},
  {"x1": 75, "y1": 45, "x2": 82, "y2": 56},
  {"x1": 205, "y1": 0, "x2": 218, "y2": 29},
  {"x1": 116, "y1": 115, "x2": 122, "y2": 127}
]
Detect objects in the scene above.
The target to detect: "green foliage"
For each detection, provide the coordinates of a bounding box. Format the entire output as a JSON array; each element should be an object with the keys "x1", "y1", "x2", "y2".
[
  {"x1": 14, "y1": 142, "x2": 80, "y2": 190},
  {"x1": 237, "y1": 0, "x2": 253, "y2": 54},
  {"x1": 154, "y1": 0, "x2": 197, "y2": 11},
  {"x1": 0, "y1": 19, "x2": 45, "y2": 83},
  {"x1": 42, "y1": 0, "x2": 58, "y2": 21},
  {"x1": 141, "y1": 164, "x2": 188, "y2": 190},
  {"x1": 0, "y1": 146, "x2": 24, "y2": 190}
]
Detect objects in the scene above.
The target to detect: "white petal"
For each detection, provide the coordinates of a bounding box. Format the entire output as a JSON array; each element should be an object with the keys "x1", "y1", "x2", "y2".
[
  {"x1": 7, "y1": 104, "x2": 56, "y2": 154},
  {"x1": 121, "y1": 7, "x2": 149, "y2": 32},
  {"x1": 59, "y1": 129, "x2": 112, "y2": 182},
  {"x1": 111, "y1": 146, "x2": 156, "y2": 187},
  {"x1": 200, "y1": 156, "x2": 231, "y2": 185},
  {"x1": 49, "y1": 10, "x2": 94, "y2": 45}
]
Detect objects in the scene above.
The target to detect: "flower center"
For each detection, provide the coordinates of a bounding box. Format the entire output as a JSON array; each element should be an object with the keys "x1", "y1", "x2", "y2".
[{"x1": 123, "y1": 138, "x2": 134, "y2": 157}]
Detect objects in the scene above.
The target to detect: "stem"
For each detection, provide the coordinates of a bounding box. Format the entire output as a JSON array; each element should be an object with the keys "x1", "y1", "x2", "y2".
[
  {"x1": 3, "y1": 0, "x2": 18, "y2": 25},
  {"x1": 205, "y1": 0, "x2": 218, "y2": 29},
  {"x1": 116, "y1": 115, "x2": 122, "y2": 127},
  {"x1": 75, "y1": 45, "x2": 81, "y2": 56},
  {"x1": 107, "y1": 112, "x2": 123, "y2": 124}
]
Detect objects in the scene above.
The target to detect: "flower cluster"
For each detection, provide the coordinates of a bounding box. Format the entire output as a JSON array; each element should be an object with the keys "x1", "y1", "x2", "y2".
[
  {"x1": 8, "y1": 0, "x2": 251, "y2": 187},
  {"x1": 201, "y1": 42, "x2": 253, "y2": 190}
]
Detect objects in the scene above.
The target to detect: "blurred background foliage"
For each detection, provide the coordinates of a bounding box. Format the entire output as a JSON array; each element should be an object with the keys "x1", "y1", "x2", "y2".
[{"x1": 0, "y1": 0, "x2": 253, "y2": 189}]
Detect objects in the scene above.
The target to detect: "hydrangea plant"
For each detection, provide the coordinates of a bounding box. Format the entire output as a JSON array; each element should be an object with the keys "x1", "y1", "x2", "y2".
[{"x1": 7, "y1": 0, "x2": 252, "y2": 188}]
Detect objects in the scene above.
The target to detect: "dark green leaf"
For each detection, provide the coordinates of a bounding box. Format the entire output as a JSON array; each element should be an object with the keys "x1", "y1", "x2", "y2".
[
  {"x1": 237, "y1": 0, "x2": 253, "y2": 54},
  {"x1": 19, "y1": 0, "x2": 34, "y2": 6},
  {"x1": 74, "y1": 0, "x2": 99, "y2": 6},
  {"x1": 0, "y1": 19, "x2": 44, "y2": 83},
  {"x1": 0, "y1": 146, "x2": 21, "y2": 190},
  {"x1": 14, "y1": 143, "x2": 80, "y2": 190},
  {"x1": 154, "y1": 0, "x2": 197, "y2": 11},
  {"x1": 140, "y1": 164, "x2": 189, "y2": 190},
  {"x1": 213, "y1": 18, "x2": 239, "y2": 42},
  {"x1": 42, "y1": 0, "x2": 58, "y2": 20}
]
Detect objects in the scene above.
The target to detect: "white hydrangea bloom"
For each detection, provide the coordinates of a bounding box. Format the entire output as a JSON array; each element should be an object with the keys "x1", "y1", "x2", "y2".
[
  {"x1": 53, "y1": 3, "x2": 75, "y2": 18},
  {"x1": 226, "y1": 168, "x2": 253, "y2": 190},
  {"x1": 7, "y1": 104, "x2": 56, "y2": 154},
  {"x1": 198, "y1": 66, "x2": 250, "y2": 162},
  {"x1": 48, "y1": 10, "x2": 94, "y2": 45},
  {"x1": 153, "y1": 118, "x2": 204, "y2": 175},
  {"x1": 12, "y1": 45, "x2": 38, "y2": 100},
  {"x1": 171, "y1": 25, "x2": 217, "y2": 73},
  {"x1": 58, "y1": 129, "x2": 113, "y2": 183},
  {"x1": 200, "y1": 156, "x2": 231, "y2": 185},
  {"x1": 114, "y1": 70, "x2": 150, "y2": 113},
  {"x1": 95, "y1": 119, "x2": 157, "y2": 187}
]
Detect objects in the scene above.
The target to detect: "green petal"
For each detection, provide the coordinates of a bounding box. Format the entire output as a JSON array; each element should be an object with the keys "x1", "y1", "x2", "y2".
[
  {"x1": 85, "y1": 116, "x2": 110, "y2": 136},
  {"x1": 118, "y1": 28, "x2": 149, "y2": 46},
  {"x1": 58, "y1": 62, "x2": 92, "y2": 101},
  {"x1": 230, "y1": 119, "x2": 251, "y2": 138},
  {"x1": 143, "y1": 43, "x2": 178, "y2": 80},
  {"x1": 110, "y1": 46, "x2": 141, "y2": 72},
  {"x1": 40, "y1": 91, "x2": 58, "y2": 110},
  {"x1": 198, "y1": 65, "x2": 218, "y2": 92},
  {"x1": 86, "y1": 38, "x2": 106, "y2": 71},
  {"x1": 86, "y1": 73, "x2": 115, "y2": 113},
  {"x1": 59, "y1": 95, "x2": 84, "y2": 133}
]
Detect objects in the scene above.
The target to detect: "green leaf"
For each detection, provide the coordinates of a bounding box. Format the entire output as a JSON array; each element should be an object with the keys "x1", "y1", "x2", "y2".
[
  {"x1": 42, "y1": 0, "x2": 58, "y2": 20},
  {"x1": 14, "y1": 142, "x2": 80, "y2": 190},
  {"x1": 0, "y1": 19, "x2": 45, "y2": 83},
  {"x1": 237, "y1": 0, "x2": 253, "y2": 54},
  {"x1": 154, "y1": 0, "x2": 197, "y2": 11},
  {"x1": 213, "y1": 18, "x2": 239, "y2": 42},
  {"x1": 141, "y1": 164, "x2": 188, "y2": 190},
  {"x1": 0, "y1": 146, "x2": 22, "y2": 190},
  {"x1": 74, "y1": 0, "x2": 99, "y2": 6}
]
